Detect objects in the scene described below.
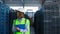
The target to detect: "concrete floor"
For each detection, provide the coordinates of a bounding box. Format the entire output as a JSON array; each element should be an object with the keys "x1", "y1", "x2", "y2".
[{"x1": 30, "y1": 26, "x2": 35, "y2": 34}]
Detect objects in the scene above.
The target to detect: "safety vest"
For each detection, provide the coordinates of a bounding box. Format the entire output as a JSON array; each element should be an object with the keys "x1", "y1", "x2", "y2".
[{"x1": 13, "y1": 18, "x2": 30, "y2": 34}]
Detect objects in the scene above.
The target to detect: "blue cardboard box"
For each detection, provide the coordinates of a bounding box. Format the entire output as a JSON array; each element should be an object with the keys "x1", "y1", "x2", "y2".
[{"x1": 16, "y1": 24, "x2": 26, "y2": 30}]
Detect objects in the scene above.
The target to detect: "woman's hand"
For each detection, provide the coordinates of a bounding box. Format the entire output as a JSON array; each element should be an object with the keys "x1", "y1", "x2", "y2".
[{"x1": 16, "y1": 27, "x2": 20, "y2": 31}]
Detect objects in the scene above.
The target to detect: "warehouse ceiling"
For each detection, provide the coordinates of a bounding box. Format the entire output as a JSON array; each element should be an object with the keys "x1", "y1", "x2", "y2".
[
  {"x1": 4, "y1": 0, "x2": 41, "y2": 6},
  {"x1": 4, "y1": 0, "x2": 60, "y2": 6}
]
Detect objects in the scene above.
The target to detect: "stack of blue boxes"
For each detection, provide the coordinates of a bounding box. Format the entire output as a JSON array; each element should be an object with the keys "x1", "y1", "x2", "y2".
[{"x1": 0, "y1": 2, "x2": 10, "y2": 34}]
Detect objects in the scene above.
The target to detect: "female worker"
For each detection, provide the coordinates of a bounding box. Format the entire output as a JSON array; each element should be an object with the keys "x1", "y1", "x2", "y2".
[{"x1": 12, "y1": 10, "x2": 30, "y2": 34}]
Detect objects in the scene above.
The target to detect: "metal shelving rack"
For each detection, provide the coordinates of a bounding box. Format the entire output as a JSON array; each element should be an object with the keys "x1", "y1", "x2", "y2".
[
  {"x1": 44, "y1": 1, "x2": 60, "y2": 34},
  {"x1": 0, "y1": 0, "x2": 10, "y2": 34}
]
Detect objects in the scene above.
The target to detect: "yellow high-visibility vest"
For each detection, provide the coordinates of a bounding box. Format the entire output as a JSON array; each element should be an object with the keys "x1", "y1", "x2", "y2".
[{"x1": 13, "y1": 18, "x2": 30, "y2": 34}]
